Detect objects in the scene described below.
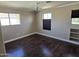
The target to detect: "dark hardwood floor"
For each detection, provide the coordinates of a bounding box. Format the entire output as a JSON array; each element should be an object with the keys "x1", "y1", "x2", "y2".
[{"x1": 5, "y1": 34, "x2": 79, "y2": 57}]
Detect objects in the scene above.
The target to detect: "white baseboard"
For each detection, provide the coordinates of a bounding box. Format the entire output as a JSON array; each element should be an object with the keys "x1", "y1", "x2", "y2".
[
  {"x1": 36, "y1": 32, "x2": 79, "y2": 45},
  {"x1": 4, "y1": 32, "x2": 79, "y2": 45},
  {"x1": 4, "y1": 32, "x2": 37, "y2": 44}
]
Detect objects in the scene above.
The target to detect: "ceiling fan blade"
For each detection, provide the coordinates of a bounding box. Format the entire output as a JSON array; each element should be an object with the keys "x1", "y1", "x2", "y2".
[{"x1": 46, "y1": 1, "x2": 52, "y2": 3}]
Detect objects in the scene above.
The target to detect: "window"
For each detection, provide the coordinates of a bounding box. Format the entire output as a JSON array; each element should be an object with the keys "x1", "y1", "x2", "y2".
[
  {"x1": 0, "y1": 13, "x2": 20, "y2": 26},
  {"x1": 42, "y1": 13, "x2": 52, "y2": 30},
  {"x1": 9, "y1": 14, "x2": 20, "y2": 25},
  {"x1": 72, "y1": 18, "x2": 79, "y2": 24},
  {"x1": 43, "y1": 13, "x2": 52, "y2": 19},
  {"x1": 71, "y1": 10, "x2": 79, "y2": 25},
  {"x1": 0, "y1": 13, "x2": 9, "y2": 26}
]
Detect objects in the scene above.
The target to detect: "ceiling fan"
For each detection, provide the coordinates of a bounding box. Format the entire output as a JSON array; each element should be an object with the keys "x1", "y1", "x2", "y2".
[{"x1": 35, "y1": 1, "x2": 52, "y2": 12}]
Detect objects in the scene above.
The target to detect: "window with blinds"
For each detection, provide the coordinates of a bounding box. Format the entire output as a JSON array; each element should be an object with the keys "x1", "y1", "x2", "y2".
[
  {"x1": 42, "y1": 13, "x2": 52, "y2": 30},
  {"x1": 0, "y1": 13, "x2": 20, "y2": 26}
]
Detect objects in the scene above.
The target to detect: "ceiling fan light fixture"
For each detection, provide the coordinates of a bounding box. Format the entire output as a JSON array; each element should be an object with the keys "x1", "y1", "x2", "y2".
[
  {"x1": 41, "y1": 5, "x2": 53, "y2": 9},
  {"x1": 46, "y1": 1, "x2": 52, "y2": 3}
]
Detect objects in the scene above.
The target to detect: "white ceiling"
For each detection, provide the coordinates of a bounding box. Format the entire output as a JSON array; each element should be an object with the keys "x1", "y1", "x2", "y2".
[{"x1": 0, "y1": 1, "x2": 78, "y2": 12}]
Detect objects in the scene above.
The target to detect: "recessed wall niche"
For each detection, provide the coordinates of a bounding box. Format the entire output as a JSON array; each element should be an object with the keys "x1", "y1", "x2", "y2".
[{"x1": 70, "y1": 9, "x2": 79, "y2": 41}]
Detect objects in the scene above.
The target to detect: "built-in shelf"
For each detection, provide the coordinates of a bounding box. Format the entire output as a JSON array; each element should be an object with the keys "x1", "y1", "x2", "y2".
[
  {"x1": 70, "y1": 37, "x2": 79, "y2": 40},
  {"x1": 70, "y1": 32, "x2": 79, "y2": 35},
  {"x1": 70, "y1": 29, "x2": 79, "y2": 41}
]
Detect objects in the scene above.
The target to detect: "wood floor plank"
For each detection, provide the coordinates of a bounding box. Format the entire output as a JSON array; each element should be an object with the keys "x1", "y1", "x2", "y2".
[{"x1": 5, "y1": 34, "x2": 79, "y2": 57}]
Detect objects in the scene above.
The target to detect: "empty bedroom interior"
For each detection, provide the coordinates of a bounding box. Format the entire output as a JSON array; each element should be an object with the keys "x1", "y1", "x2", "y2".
[{"x1": 0, "y1": 1, "x2": 79, "y2": 57}]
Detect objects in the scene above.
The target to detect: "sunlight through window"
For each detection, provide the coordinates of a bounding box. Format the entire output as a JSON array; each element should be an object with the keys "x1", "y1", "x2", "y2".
[
  {"x1": 72, "y1": 18, "x2": 79, "y2": 24},
  {"x1": 43, "y1": 13, "x2": 52, "y2": 19},
  {"x1": 0, "y1": 13, "x2": 20, "y2": 26},
  {"x1": 9, "y1": 14, "x2": 20, "y2": 25}
]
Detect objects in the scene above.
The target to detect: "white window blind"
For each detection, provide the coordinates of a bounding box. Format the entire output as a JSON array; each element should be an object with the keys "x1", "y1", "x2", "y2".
[
  {"x1": 0, "y1": 13, "x2": 9, "y2": 26},
  {"x1": 72, "y1": 18, "x2": 79, "y2": 24},
  {"x1": 0, "y1": 13, "x2": 20, "y2": 26},
  {"x1": 43, "y1": 13, "x2": 52, "y2": 19},
  {"x1": 9, "y1": 14, "x2": 20, "y2": 25}
]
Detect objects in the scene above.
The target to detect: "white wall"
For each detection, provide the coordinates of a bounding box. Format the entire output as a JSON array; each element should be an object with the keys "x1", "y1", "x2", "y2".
[
  {"x1": 0, "y1": 7, "x2": 36, "y2": 41},
  {"x1": 1, "y1": 3, "x2": 79, "y2": 43},
  {"x1": 37, "y1": 4, "x2": 79, "y2": 40}
]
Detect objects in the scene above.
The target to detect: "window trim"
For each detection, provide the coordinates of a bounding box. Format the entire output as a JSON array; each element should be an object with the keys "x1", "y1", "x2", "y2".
[
  {"x1": 0, "y1": 13, "x2": 20, "y2": 26},
  {"x1": 42, "y1": 13, "x2": 52, "y2": 30},
  {"x1": 42, "y1": 13, "x2": 52, "y2": 20},
  {"x1": 72, "y1": 18, "x2": 79, "y2": 25}
]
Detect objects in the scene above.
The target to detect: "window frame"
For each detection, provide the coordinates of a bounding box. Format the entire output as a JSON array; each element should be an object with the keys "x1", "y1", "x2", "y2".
[
  {"x1": 42, "y1": 13, "x2": 52, "y2": 20},
  {"x1": 0, "y1": 13, "x2": 20, "y2": 26},
  {"x1": 72, "y1": 18, "x2": 79, "y2": 25},
  {"x1": 42, "y1": 13, "x2": 52, "y2": 30}
]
